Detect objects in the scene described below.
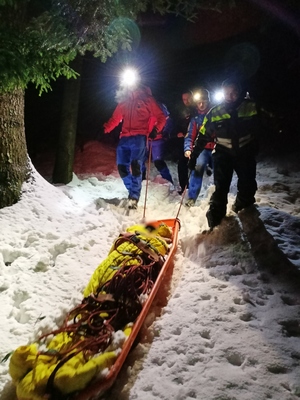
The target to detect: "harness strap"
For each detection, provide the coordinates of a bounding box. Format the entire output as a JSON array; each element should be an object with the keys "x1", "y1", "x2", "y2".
[{"x1": 118, "y1": 232, "x2": 162, "y2": 263}]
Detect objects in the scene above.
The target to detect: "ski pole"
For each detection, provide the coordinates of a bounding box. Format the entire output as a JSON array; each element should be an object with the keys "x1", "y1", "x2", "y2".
[
  {"x1": 142, "y1": 140, "x2": 152, "y2": 222},
  {"x1": 175, "y1": 169, "x2": 192, "y2": 220}
]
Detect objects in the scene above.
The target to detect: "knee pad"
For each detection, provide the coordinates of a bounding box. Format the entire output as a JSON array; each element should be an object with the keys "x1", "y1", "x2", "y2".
[
  {"x1": 131, "y1": 160, "x2": 141, "y2": 177},
  {"x1": 118, "y1": 164, "x2": 128, "y2": 178},
  {"x1": 154, "y1": 159, "x2": 166, "y2": 171}
]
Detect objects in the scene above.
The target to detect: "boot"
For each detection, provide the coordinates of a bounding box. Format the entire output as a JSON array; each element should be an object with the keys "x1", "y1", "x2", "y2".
[
  {"x1": 185, "y1": 198, "x2": 195, "y2": 208},
  {"x1": 232, "y1": 198, "x2": 250, "y2": 213},
  {"x1": 127, "y1": 198, "x2": 138, "y2": 209},
  {"x1": 206, "y1": 209, "x2": 222, "y2": 229}
]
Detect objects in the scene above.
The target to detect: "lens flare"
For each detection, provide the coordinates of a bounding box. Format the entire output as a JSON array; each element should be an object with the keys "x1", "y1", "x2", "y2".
[
  {"x1": 214, "y1": 90, "x2": 224, "y2": 103},
  {"x1": 120, "y1": 68, "x2": 139, "y2": 87},
  {"x1": 193, "y1": 92, "x2": 200, "y2": 101}
]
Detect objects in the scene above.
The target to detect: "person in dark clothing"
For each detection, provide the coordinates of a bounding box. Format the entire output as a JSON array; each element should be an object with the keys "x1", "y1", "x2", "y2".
[
  {"x1": 173, "y1": 91, "x2": 196, "y2": 194},
  {"x1": 103, "y1": 84, "x2": 166, "y2": 209},
  {"x1": 184, "y1": 88, "x2": 214, "y2": 207},
  {"x1": 142, "y1": 102, "x2": 174, "y2": 187},
  {"x1": 189, "y1": 79, "x2": 260, "y2": 229}
]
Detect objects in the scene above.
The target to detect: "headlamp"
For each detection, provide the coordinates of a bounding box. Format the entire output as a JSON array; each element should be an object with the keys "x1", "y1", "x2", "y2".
[
  {"x1": 214, "y1": 90, "x2": 224, "y2": 103},
  {"x1": 120, "y1": 67, "x2": 139, "y2": 87},
  {"x1": 193, "y1": 88, "x2": 210, "y2": 103},
  {"x1": 193, "y1": 92, "x2": 201, "y2": 102}
]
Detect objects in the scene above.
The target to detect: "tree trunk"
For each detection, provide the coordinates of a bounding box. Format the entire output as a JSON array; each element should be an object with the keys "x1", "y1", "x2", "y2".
[
  {"x1": 0, "y1": 89, "x2": 29, "y2": 209},
  {"x1": 52, "y1": 56, "x2": 83, "y2": 184}
]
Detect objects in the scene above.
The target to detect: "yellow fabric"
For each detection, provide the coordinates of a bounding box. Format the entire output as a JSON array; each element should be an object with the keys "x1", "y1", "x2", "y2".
[
  {"x1": 83, "y1": 248, "x2": 140, "y2": 297},
  {"x1": 54, "y1": 351, "x2": 117, "y2": 394},
  {"x1": 9, "y1": 223, "x2": 172, "y2": 399},
  {"x1": 9, "y1": 345, "x2": 40, "y2": 383},
  {"x1": 47, "y1": 331, "x2": 73, "y2": 351},
  {"x1": 16, "y1": 363, "x2": 57, "y2": 400},
  {"x1": 123, "y1": 324, "x2": 133, "y2": 336},
  {"x1": 156, "y1": 223, "x2": 172, "y2": 239},
  {"x1": 10, "y1": 342, "x2": 117, "y2": 399},
  {"x1": 84, "y1": 223, "x2": 171, "y2": 297}
]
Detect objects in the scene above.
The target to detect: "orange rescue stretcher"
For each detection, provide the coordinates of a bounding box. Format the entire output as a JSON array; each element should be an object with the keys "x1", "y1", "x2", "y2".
[
  {"x1": 9, "y1": 218, "x2": 180, "y2": 400},
  {"x1": 72, "y1": 218, "x2": 180, "y2": 400}
]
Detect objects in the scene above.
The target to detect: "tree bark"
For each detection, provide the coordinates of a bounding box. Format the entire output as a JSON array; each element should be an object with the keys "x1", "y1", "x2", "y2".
[
  {"x1": 0, "y1": 89, "x2": 29, "y2": 208},
  {"x1": 52, "y1": 56, "x2": 83, "y2": 184}
]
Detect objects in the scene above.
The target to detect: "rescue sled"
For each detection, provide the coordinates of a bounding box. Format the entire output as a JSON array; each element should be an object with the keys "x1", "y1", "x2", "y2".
[
  {"x1": 72, "y1": 218, "x2": 180, "y2": 400},
  {"x1": 9, "y1": 217, "x2": 180, "y2": 400}
]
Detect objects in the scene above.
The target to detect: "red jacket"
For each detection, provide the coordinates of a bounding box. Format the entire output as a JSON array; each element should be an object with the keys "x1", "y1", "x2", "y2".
[{"x1": 103, "y1": 87, "x2": 166, "y2": 138}]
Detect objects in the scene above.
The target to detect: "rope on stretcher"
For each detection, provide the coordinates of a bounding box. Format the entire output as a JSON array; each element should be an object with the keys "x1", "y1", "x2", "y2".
[{"x1": 38, "y1": 232, "x2": 168, "y2": 397}]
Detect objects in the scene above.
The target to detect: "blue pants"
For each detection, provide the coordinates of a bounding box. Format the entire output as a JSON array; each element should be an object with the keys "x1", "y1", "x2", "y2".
[
  {"x1": 143, "y1": 139, "x2": 173, "y2": 183},
  {"x1": 188, "y1": 149, "x2": 213, "y2": 201},
  {"x1": 117, "y1": 135, "x2": 146, "y2": 200}
]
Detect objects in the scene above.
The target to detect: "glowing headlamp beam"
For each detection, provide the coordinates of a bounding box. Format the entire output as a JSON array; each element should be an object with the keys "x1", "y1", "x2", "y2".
[
  {"x1": 214, "y1": 90, "x2": 224, "y2": 102},
  {"x1": 120, "y1": 68, "x2": 139, "y2": 87},
  {"x1": 193, "y1": 92, "x2": 200, "y2": 102}
]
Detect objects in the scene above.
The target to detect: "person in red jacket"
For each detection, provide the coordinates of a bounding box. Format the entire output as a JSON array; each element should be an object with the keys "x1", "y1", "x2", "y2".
[{"x1": 103, "y1": 84, "x2": 166, "y2": 209}]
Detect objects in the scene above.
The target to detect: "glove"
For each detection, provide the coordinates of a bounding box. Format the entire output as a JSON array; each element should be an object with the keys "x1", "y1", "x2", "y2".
[
  {"x1": 149, "y1": 128, "x2": 158, "y2": 140},
  {"x1": 187, "y1": 152, "x2": 197, "y2": 170}
]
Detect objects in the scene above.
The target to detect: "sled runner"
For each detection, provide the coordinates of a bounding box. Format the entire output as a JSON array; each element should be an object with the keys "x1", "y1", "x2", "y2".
[{"x1": 9, "y1": 218, "x2": 180, "y2": 400}]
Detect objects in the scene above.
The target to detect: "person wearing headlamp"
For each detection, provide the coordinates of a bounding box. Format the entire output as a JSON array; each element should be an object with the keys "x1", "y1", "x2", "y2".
[
  {"x1": 184, "y1": 88, "x2": 214, "y2": 207},
  {"x1": 103, "y1": 74, "x2": 166, "y2": 210},
  {"x1": 189, "y1": 78, "x2": 260, "y2": 229}
]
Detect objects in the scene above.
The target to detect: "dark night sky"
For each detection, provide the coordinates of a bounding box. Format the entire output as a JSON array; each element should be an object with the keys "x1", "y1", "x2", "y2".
[{"x1": 25, "y1": 0, "x2": 300, "y2": 155}]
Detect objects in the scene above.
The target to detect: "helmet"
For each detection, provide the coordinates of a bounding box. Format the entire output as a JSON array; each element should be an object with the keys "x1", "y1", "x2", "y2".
[
  {"x1": 193, "y1": 88, "x2": 210, "y2": 103},
  {"x1": 222, "y1": 78, "x2": 242, "y2": 94}
]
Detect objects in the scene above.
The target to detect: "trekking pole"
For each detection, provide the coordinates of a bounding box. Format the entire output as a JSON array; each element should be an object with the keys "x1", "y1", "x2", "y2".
[
  {"x1": 174, "y1": 169, "x2": 192, "y2": 220},
  {"x1": 142, "y1": 140, "x2": 152, "y2": 222}
]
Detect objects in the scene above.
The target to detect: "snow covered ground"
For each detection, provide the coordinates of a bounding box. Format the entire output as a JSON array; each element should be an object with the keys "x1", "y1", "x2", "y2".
[{"x1": 0, "y1": 141, "x2": 300, "y2": 400}]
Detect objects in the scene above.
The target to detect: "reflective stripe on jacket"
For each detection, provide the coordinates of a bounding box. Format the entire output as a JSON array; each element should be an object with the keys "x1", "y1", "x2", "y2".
[{"x1": 199, "y1": 99, "x2": 258, "y2": 154}]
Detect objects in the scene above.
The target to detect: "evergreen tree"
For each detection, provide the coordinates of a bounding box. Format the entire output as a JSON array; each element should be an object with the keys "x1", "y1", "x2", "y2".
[{"x1": 0, "y1": 0, "x2": 231, "y2": 208}]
